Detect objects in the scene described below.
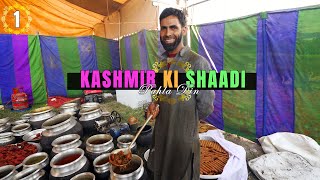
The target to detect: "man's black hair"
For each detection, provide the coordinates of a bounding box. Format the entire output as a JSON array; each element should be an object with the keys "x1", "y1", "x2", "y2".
[{"x1": 159, "y1": 8, "x2": 187, "y2": 27}]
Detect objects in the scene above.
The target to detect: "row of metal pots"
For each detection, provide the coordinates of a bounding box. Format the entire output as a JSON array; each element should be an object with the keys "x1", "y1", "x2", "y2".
[
  {"x1": 0, "y1": 132, "x2": 144, "y2": 180},
  {"x1": 0, "y1": 149, "x2": 144, "y2": 180},
  {"x1": 0, "y1": 102, "x2": 99, "y2": 146}
]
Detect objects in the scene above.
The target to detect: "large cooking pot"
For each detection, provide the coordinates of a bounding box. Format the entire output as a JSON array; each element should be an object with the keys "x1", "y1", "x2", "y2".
[
  {"x1": 79, "y1": 107, "x2": 102, "y2": 136},
  {"x1": 136, "y1": 125, "x2": 153, "y2": 147},
  {"x1": 110, "y1": 155, "x2": 145, "y2": 180},
  {"x1": 70, "y1": 172, "x2": 95, "y2": 180},
  {"x1": 0, "y1": 165, "x2": 17, "y2": 180},
  {"x1": 28, "y1": 106, "x2": 56, "y2": 129},
  {"x1": 13, "y1": 166, "x2": 46, "y2": 180},
  {"x1": 11, "y1": 119, "x2": 29, "y2": 126},
  {"x1": 59, "y1": 103, "x2": 80, "y2": 118},
  {"x1": 0, "y1": 117, "x2": 10, "y2": 125},
  {"x1": 117, "y1": 134, "x2": 137, "y2": 154},
  {"x1": 0, "y1": 123, "x2": 11, "y2": 134},
  {"x1": 81, "y1": 102, "x2": 100, "y2": 109},
  {"x1": 93, "y1": 153, "x2": 110, "y2": 180},
  {"x1": 0, "y1": 132, "x2": 15, "y2": 146},
  {"x1": 85, "y1": 134, "x2": 114, "y2": 161},
  {"x1": 22, "y1": 152, "x2": 50, "y2": 172},
  {"x1": 22, "y1": 129, "x2": 45, "y2": 143},
  {"x1": 51, "y1": 134, "x2": 83, "y2": 157},
  {"x1": 40, "y1": 114, "x2": 83, "y2": 153},
  {"x1": 50, "y1": 148, "x2": 89, "y2": 180},
  {"x1": 11, "y1": 123, "x2": 32, "y2": 142}
]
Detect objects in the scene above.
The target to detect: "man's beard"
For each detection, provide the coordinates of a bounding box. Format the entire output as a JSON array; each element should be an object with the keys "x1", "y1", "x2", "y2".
[{"x1": 160, "y1": 33, "x2": 183, "y2": 52}]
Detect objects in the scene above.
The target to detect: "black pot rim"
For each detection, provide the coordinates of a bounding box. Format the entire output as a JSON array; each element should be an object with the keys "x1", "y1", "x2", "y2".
[{"x1": 137, "y1": 125, "x2": 152, "y2": 133}]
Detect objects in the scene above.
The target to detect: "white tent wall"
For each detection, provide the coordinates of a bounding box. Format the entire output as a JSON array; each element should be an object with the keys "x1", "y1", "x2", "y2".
[
  {"x1": 103, "y1": 0, "x2": 158, "y2": 39},
  {"x1": 103, "y1": 11, "x2": 121, "y2": 39},
  {"x1": 188, "y1": 0, "x2": 320, "y2": 25}
]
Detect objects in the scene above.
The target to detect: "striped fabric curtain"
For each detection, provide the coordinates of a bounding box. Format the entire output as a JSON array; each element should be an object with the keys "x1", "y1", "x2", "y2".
[{"x1": 191, "y1": 7, "x2": 320, "y2": 142}]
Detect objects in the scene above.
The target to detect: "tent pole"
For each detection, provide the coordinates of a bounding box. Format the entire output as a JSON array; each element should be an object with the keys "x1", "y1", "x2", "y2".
[{"x1": 118, "y1": 11, "x2": 122, "y2": 70}]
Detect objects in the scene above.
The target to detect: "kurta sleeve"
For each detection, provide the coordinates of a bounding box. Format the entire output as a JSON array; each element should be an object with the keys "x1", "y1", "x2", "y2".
[{"x1": 194, "y1": 56, "x2": 215, "y2": 120}]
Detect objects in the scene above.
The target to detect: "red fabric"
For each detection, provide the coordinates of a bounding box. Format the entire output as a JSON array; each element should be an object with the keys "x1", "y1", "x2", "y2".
[
  {"x1": 83, "y1": 90, "x2": 103, "y2": 95},
  {"x1": 48, "y1": 96, "x2": 83, "y2": 108},
  {"x1": 167, "y1": 53, "x2": 177, "y2": 58}
]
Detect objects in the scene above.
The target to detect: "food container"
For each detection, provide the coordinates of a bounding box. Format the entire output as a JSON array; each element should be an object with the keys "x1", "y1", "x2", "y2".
[
  {"x1": 28, "y1": 106, "x2": 57, "y2": 129},
  {"x1": 0, "y1": 132, "x2": 15, "y2": 146},
  {"x1": 50, "y1": 148, "x2": 89, "y2": 180},
  {"x1": 0, "y1": 123, "x2": 11, "y2": 134},
  {"x1": 80, "y1": 102, "x2": 100, "y2": 110},
  {"x1": 0, "y1": 117, "x2": 10, "y2": 126},
  {"x1": 93, "y1": 153, "x2": 110, "y2": 179},
  {"x1": 13, "y1": 166, "x2": 46, "y2": 180},
  {"x1": 40, "y1": 114, "x2": 83, "y2": 153},
  {"x1": 22, "y1": 152, "x2": 50, "y2": 172},
  {"x1": 22, "y1": 129, "x2": 45, "y2": 143},
  {"x1": 85, "y1": 134, "x2": 114, "y2": 161},
  {"x1": 136, "y1": 125, "x2": 153, "y2": 147},
  {"x1": 70, "y1": 172, "x2": 95, "y2": 180},
  {"x1": 110, "y1": 155, "x2": 145, "y2": 180},
  {"x1": 51, "y1": 134, "x2": 83, "y2": 156},
  {"x1": 11, "y1": 119, "x2": 29, "y2": 126},
  {"x1": 117, "y1": 134, "x2": 137, "y2": 154},
  {"x1": 0, "y1": 165, "x2": 17, "y2": 180},
  {"x1": 79, "y1": 107, "x2": 102, "y2": 136},
  {"x1": 11, "y1": 123, "x2": 32, "y2": 142},
  {"x1": 59, "y1": 103, "x2": 80, "y2": 117}
]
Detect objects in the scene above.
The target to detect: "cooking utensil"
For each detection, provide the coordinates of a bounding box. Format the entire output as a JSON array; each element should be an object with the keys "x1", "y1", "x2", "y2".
[{"x1": 109, "y1": 104, "x2": 159, "y2": 167}]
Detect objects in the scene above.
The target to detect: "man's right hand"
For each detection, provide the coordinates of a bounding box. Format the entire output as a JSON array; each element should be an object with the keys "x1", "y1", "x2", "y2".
[{"x1": 147, "y1": 102, "x2": 159, "y2": 121}]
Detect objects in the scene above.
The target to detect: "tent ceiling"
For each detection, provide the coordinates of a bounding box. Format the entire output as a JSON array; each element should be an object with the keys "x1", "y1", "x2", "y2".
[{"x1": 66, "y1": 0, "x2": 130, "y2": 16}]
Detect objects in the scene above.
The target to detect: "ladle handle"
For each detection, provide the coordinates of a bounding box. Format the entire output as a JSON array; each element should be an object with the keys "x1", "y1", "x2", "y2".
[{"x1": 129, "y1": 104, "x2": 159, "y2": 149}]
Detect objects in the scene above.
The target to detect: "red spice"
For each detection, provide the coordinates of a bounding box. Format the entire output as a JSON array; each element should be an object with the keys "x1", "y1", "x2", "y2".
[
  {"x1": 54, "y1": 154, "x2": 81, "y2": 166},
  {"x1": 0, "y1": 142, "x2": 37, "y2": 166},
  {"x1": 110, "y1": 151, "x2": 131, "y2": 166}
]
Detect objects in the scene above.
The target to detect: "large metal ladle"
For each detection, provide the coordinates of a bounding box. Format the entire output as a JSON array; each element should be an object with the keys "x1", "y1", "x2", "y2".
[{"x1": 109, "y1": 104, "x2": 159, "y2": 167}]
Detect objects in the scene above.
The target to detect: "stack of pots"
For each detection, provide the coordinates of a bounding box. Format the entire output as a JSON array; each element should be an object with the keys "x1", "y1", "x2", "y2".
[
  {"x1": 85, "y1": 134, "x2": 114, "y2": 161},
  {"x1": 51, "y1": 134, "x2": 83, "y2": 157},
  {"x1": 27, "y1": 106, "x2": 56, "y2": 129},
  {"x1": 40, "y1": 113, "x2": 83, "y2": 153},
  {"x1": 93, "y1": 153, "x2": 110, "y2": 179},
  {"x1": 79, "y1": 107, "x2": 102, "y2": 136},
  {"x1": 50, "y1": 148, "x2": 90, "y2": 180},
  {"x1": 11, "y1": 123, "x2": 32, "y2": 142},
  {"x1": 117, "y1": 134, "x2": 137, "y2": 154},
  {"x1": 110, "y1": 155, "x2": 146, "y2": 180},
  {"x1": 0, "y1": 132, "x2": 15, "y2": 146},
  {"x1": 59, "y1": 103, "x2": 80, "y2": 119},
  {"x1": 0, "y1": 165, "x2": 17, "y2": 180},
  {"x1": 0, "y1": 117, "x2": 11, "y2": 134}
]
